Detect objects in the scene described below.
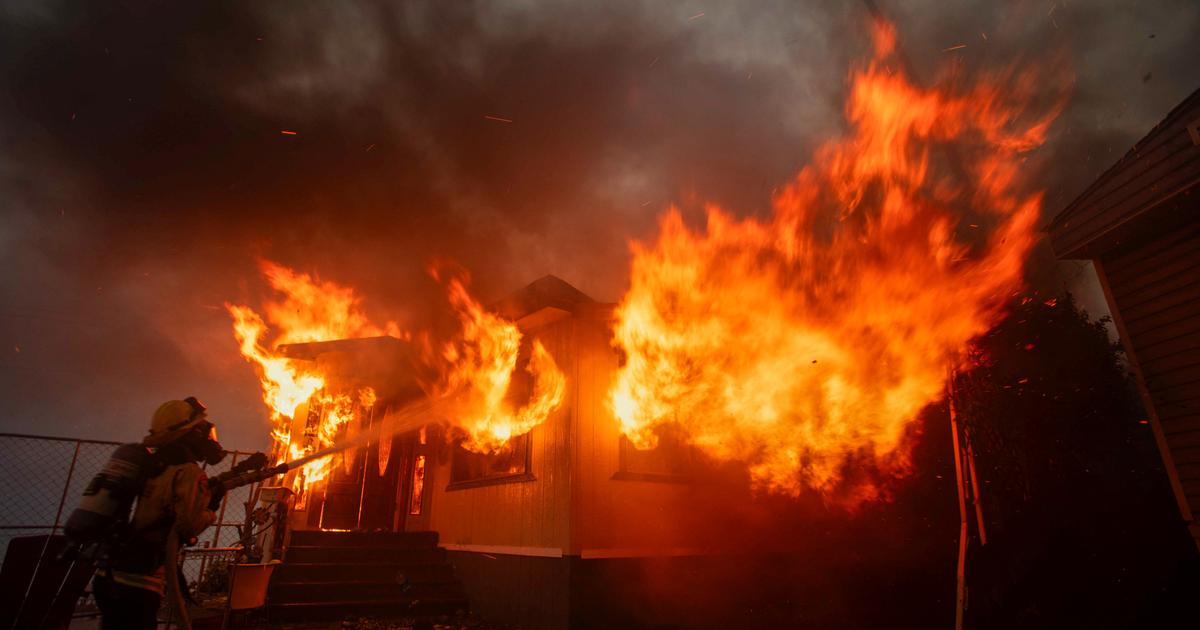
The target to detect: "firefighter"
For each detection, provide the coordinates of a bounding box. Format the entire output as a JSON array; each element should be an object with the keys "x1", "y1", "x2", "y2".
[{"x1": 92, "y1": 397, "x2": 223, "y2": 630}]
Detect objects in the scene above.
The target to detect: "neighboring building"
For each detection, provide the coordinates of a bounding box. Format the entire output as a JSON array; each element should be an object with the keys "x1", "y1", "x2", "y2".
[
  {"x1": 1047, "y1": 86, "x2": 1200, "y2": 551},
  {"x1": 270, "y1": 276, "x2": 769, "y2": 629}
]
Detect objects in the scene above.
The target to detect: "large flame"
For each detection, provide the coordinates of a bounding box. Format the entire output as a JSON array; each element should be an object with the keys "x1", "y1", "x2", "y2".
[
  {"x1": 229, "y1": 260, "x2": 567, "y2": 493},
  {"x1": 609, "y1": 22, "x2": 1061, "y2": 504},
  {"x1": 429, "y1": 273, "x2": 566, "y2": 453},
  {"x1": 227, "y1": 260, "x2": 395, "y2": 487}
]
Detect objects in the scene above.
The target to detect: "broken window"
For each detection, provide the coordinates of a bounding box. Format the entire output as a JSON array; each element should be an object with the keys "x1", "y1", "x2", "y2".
[
  {"x1": 615, "y1": 424, "x2": 698, "y2": 483},
  {"x1": 447, "y1": 433, "x2": 532, "y2": 489}
]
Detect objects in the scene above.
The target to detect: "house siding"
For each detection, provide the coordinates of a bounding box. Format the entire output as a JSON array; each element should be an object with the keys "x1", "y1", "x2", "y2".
[
  {"x1": 425, "y1": 316, "x2": 575, "y2": 553},
  {"x1": 1096, "y1": 217, "x2": 1200, "y2": 547},
  {"x1": 1048, "y1": 86, "x2": 1200, "y2": 549},
  {"x1": 1049, "y1": 88, "x2": 1200, "y2": 258}
]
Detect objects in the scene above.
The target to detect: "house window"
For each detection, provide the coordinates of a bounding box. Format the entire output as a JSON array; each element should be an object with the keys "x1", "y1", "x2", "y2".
[
  {"x1": 614, "y1": 424, "x2": 697, "y2": 483},
  {"x1": 446, "y1": 338, "x2": 541, "y2": 490},
  {"x1": 447, "y1": 433, "x2": 533, "y2": 490}
]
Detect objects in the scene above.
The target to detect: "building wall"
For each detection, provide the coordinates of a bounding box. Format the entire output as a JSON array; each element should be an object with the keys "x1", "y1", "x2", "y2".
[
  {"x1": 427, "y1": 303, "x2": 800, "y2": 629},
  {"x1": 569, "y1": 304, "x2": 754, "y2": 557},
  {"x1": 1096, "y1": 216, "x2": 1200, "y2": 547},
  {"x1": 447, "y1": 550, "x2": 570, "y2": 630}
]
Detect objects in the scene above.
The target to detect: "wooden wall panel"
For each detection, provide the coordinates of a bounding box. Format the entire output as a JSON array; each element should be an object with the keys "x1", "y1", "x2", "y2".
[
  {"x1": 1098, "y1": 217, "x2": 1200, "y2": 548},
  {"x1": 446, "y1": 550, "x2": 570, "y2": 630},
  {"x1": 1049, "y1": 88, "x2": 1200, "y2": 258}
]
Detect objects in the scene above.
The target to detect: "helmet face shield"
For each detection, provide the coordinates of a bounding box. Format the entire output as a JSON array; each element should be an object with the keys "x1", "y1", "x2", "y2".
[
  {"x1": 183, "y1": 396, "x2": 207, "y2": 419},
  {"x1": 187, "y1": 420, "x2": 226, "y2": 465}
]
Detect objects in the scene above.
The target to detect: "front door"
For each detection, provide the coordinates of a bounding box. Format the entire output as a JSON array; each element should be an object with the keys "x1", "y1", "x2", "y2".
[
  {"x1": 391, "y1": 428, "x2": 432, "y2": 532},
  {"x1": 319, "y1": 418, "x2": 401, "y2": 531}
]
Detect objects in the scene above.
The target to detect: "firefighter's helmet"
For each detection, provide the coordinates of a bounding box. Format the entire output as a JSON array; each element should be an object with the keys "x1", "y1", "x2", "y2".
[{"x1": 144, "y1": 397, "x2": 207, "y2": 446}]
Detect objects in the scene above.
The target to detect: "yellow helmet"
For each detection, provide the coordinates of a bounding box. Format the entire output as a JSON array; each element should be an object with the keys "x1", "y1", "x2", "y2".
[{"x1": 144, "y1": 397, "x2": 207, "y2": 446}]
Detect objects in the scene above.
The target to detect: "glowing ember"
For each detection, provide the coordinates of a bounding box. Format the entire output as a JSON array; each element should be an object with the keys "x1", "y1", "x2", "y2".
[
  {"x1": 609, "y1": 22, "x2": 1061, "y2": 504},
  {"x1": 428, "y1": 272, "x2": 566, "y2": 453},
  {"x1": 227, "y1": 260, "x2": 397, "y2": 489}
]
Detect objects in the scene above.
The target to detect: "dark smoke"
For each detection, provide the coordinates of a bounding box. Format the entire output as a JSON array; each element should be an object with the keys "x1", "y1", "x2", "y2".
[{"x1": 2, "y1": 0, "x2": 1198, "y2": 453}]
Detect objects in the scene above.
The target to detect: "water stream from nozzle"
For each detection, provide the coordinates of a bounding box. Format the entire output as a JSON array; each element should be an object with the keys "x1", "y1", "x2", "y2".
[{"x1": 279, "y1": 399, "x2": 438, "y2": 471}]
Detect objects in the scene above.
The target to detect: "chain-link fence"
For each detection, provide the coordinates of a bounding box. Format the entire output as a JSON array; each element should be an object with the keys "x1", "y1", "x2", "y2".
[{"x1": 0, "y1": 432, "x2": 264, "y2": 619}]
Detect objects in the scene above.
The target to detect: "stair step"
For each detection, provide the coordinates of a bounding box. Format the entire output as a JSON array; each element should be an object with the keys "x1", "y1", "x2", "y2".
[
  {"x1": 285, "y1": 545, "x2": 446, "y2": 564},
  {"x1": 270, "y1": 530, "x2": 467, "y2": 622},
  {"x1": 289, "y1": 530, "x2": 439, "y2": 549},
  {"x1": 268, "y1": 596, "x2": 468, "y2": 622},
  {"x1": 272, "y1": 561, "x2": 455, "y2": 585},
  {"x1": 269, "y1": 580, "x2": 465, "y2": 603}
]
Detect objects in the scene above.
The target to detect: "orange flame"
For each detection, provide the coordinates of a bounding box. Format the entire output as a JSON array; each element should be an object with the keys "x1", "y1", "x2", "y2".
[
  {"x1": 609, "y1": 22, "x2": 1061, "y2": 504},
  {"x1": 227, "y1": 260, "x2": 395, "y2": 488},
  {"x1": 430, "y1": 274, "x2": 566, "y2": 453},
  {"x1": 229, "y1": 260, "x2": 566, "y2": 493},
  {"x1": 227, "y1": 304, "x2": 324, "y2": 427}
]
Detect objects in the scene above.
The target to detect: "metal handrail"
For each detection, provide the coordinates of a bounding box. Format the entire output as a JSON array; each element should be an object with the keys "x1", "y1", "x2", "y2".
[{"x1": 182, "y1": 546, "x2": 243, "y2": 553}]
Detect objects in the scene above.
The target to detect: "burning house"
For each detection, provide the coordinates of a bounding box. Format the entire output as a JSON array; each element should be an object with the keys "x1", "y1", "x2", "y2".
[
  {"x1": 217, "y1": 22, "x2": 1069, "y2": 628},
  {"x1": 249, "y1": 275, "x2": 790, "y2": 628}
]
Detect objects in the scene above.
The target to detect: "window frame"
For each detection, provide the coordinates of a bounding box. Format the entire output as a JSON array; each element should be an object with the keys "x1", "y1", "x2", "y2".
[
  {"x1": 612, "y1": 427, "x2": 698, "y2": 484},
  {"x1": 445, "y1": 432, "x2": 535, "y2": 491}
]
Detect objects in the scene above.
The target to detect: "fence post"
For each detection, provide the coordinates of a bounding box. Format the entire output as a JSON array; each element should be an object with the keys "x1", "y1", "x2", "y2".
[{"x1": 52, "y1": 442, "x2": 82, "y2": 535}]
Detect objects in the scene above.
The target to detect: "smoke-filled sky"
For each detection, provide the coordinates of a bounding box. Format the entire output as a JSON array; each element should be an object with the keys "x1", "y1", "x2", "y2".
[{"x1": 2, "y1": 1, "x2": 1198, "y2": 450}]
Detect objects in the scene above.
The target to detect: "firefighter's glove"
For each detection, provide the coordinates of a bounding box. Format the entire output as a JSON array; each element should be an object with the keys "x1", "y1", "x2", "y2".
[
  {"x1": 208, "y1": 485, "x2": 226, "y2": 511},
  {"x1": 242, "y1": 452, "x2": 269, "y2": 471}
]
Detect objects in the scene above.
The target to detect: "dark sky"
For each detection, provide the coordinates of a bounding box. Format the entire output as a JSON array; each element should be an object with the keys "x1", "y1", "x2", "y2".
[{"x1": 2, "y1": 1, "x2": 1198, "y2": 451}]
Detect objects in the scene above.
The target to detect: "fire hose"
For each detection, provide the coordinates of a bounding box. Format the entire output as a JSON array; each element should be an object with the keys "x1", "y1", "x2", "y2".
[{"x1": 207, "y1": 460, "x2": 290, "y2": 499}]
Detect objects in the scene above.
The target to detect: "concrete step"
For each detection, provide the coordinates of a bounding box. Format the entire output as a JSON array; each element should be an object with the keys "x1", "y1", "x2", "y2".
[
  {"x1": 284, "y1": 545, "x2": 446, "y2": 565},
  {"x1": 268, "y1": 596, "x2": 468, "y2": 622},
  {"x1": 272, "y1": 561, "x2": 456, "y2": 585},
  {"x1": 269, "y1": 579, "x2": 465, "y2": 603},
  {"x1": 270, "y1": 529, "x2": 468, "y2": 622},
  {"x1": 288, "y1": 530, "x2": 439, "y2": 549}
]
